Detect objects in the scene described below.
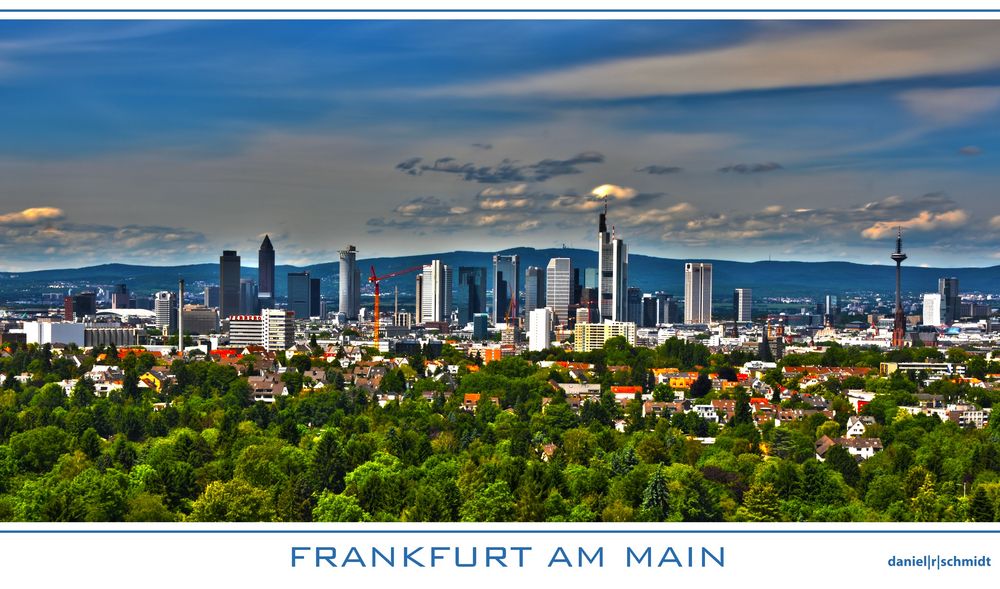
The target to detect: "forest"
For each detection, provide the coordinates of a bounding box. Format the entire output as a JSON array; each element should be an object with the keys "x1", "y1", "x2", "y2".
[{"x1": 1, "y1": 338, "x2": 999, "y2": 523}]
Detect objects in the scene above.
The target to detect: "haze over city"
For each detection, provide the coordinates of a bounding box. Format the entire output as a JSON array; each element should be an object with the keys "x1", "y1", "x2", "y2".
[{"x1": 2, "y1": 20, "x2": 1000, "y2": 270}]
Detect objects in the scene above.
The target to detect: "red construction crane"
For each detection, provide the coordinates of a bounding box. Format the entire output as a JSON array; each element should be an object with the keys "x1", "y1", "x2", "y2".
[{"x1": 369, "y1": 264, "x2": 423, "y2": 346}]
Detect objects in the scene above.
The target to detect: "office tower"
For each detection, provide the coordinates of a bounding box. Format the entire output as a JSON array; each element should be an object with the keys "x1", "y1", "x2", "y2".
[
  {"x1": 182, "y1": 305, "x2": 220, "y2": 335},
  {"x1": 923, "y1": 293, "x2": 943, "y2": 326},
  {"x1": 258, "y1": 235, "x2": 275, "y2": 309},
  {"x1": 177, "y1": 279, "x2": 185, "y2": 356},
  {"x1": 597, "y1": 202, "x2": 628, "y2": 321},
  {"x1": 572, "y1": 267, "x2": 582, "y2": 306},
  {"x1": 642, "y1": 292, "x2": 675, "y2": 327},
  {"x1": 472, "y1": 313, "x2": 489, "y2": 341},
  {"x1": 339, "y1": 245, "x2": 360, "y2": 319},
  {"x1": 684, "y1": 263, "x2": 713, "y2": 323},
  {"x1": 111, "y1": 284, "x2": 129, "y2": 310},
  {"x1": 319, "y1": 300, "x2": 330, "y2": 320},
  {"x1": 545, "y1": 258, "x2": 572, "y2": 326},
  {"x1": 219, "y1": 250, "x2": 241, "y2": 320},
  {"x1": 228, "y1": 314, "x2": 263, "y2": 348},
  {"x1": 890, "y1": 229, "x2": 908, "y2": 348},
  {"x1": 65, "y1": 292, "x2": 97, "y2": 320},
  {"x1": 421, "y1": 260, "x2": 452, "y2": 323},
  {"x1": 584, "y1": 267, "x2": 598, "y2": 290},
  {"x1": 824, "y1": 294, "x2": 840, "y2": 324},
  {"x1": 310, "y1": 278, "x2": 321, "y2": 318},
  {"x1": 524, "y1": 266, "x2": 546, "y2": 315},
  {"x1": 938, "y1": 277, "x2": 959, "y2": 325},
  {"x1": 528, "y1": 307, "x2": 553, "y2": 351},
  {"x1": 240, "y1": 279, "x2": 260, "y2": 315},
  {"x1": 414, "y1": 274, "x2": 423, "y2": 322},
  {"x1": 204, "y1": 286, "x2": 220, "y2": 308},
  {"x1": 457, "y1": 266, "x2": 488, "y2": 324},
  {"x1": 492, "y1": 254, "x2": 520, "y2": 324},
  {"x1": 575, "y1": 307, "x2": 591, "y2": 325},
  {"x1": 733, "y1": 288, "x2": 752, "y2": 322},
  {"x1": 626, "y1": 286, "x2": 643, "y2": 324},
  {"x1": 262, "y1": 309, "x2": 295, "y2": 352},
  {"x1": 287, "y1": 272, "x2": 312, "y2": 319},
  {"x1": 154, "y1": 291, "x2": 178, "y2": 336}
]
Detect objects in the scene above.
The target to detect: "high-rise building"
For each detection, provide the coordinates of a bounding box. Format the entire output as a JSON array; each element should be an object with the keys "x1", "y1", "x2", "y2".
[
  {"x1": 583, "y1": 268, "x2": 598, "y2": 290},
  {"x1": 204, "y1": 286, "x2": 220, "y2": 308},
  {"x1": 890, "y1": 229, "x2": 908, "y2": 348},
  {"x1": 824, "y1": 294, "x2": 840, "y2": 324},
  {"x1": 111, "y1": 284, "x2": 129, "y2": 310},
  {"x1": 684, "y1": 263, "x2": 713, "y2": 324},
  {"x1": 597, "y1": 202, "x2": 628, "y2": 321},
  {"x1": 420, "y1": 260, "x2": 452, "y2": 324},
  {"x1": 219, "y1": 250, "x2": 241, "y2": 320},
  {"x1": 262, "y1": 309, "x2": 295, "y2": 352},
  {"x1": 154, "y1": 291, "x2": 178, "y2": 336},
  {"x1": 457, "y1": 266, "x2": 487, "y2": 324},
  {"x1": 524, "y1": 266, "x2": 546, "y2": 315},
  {"x1": 339, "y1": 245, "x2": 360, "y2": 319},
  {"x1": 923, "y1": 293, "x2": 943, "y2": 326},
  {"x1": 65, "y1": 292, "x2": 97, "y2": 320},
  {"x1": 182, "y1": 305, "x2": 220, "y2": 335},
  {"x1": 528, "y1": 307, "x2": 553, "y2": 352},
  {"x1": 472, "y1": 313, "x2": 489, "y2": 341},
  {"x1": 641, "y1": 292, "x2": 677, "y2": 327},
  {"x1": 228, "y1": 315, "x2": 262, "y2": 348},
  {"x1": 938, "y1": 277, "x2": 959, "y2": 325},
  {"x1": 733, "y1": 288, "x2": 752, "y2": 322},
  {"x1": 626, "y1": 287, "x2": 643, "y2": 324},
  {"x1": 545, "y1": 258, "x2": 572, "y2": 326},
  {"x1": 258, "y1": 235, "x2": 275, "y2": 309},
  {"x1": 492, "y1": 254, "x2": 520, "y2": 324},
  {"x1": 414, "y1": 274, "x2": 423, "y2": 323},
  {"x1": 240, "y1": 279, "x2": 260, "y2": 315},
  {"x1": 310, "y1": 278, "x2": 321, "y2": 318},
  {"x1": 287, "y1": 272, "x2": 312, "y2": 319}
]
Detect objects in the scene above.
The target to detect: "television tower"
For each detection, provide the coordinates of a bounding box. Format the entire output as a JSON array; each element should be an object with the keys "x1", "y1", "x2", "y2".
[{"x1": 890, "y1": 228, "x2": 907, "y2": 348}]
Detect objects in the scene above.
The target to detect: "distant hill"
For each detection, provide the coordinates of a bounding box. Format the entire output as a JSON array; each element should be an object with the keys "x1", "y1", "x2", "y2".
[{"x1": 2, "y1": 248, "x2": 999, "y2": 303}]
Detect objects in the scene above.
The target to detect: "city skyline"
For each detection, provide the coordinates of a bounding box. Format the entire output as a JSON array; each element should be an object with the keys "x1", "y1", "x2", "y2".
[{"x1": 3, "y1": 21, "x2": 1000, "y2": 270}]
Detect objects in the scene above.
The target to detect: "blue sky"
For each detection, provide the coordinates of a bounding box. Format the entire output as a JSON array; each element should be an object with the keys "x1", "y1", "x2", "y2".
[{"x1": 1, "y1": 19, "x2": 1000, "y2": 270}]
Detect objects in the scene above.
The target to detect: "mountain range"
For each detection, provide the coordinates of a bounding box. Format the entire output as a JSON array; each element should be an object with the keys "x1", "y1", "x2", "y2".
[{"x1": 2, "y1": 247, "x2": 999, "y2": 303}]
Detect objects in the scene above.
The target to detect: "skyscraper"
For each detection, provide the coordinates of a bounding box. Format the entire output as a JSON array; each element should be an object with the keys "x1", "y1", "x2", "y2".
[
  {"x1": 456, "y1": 267, "x2": 487, "y2": 325},
  {"x1": 287, "y1": 272, "x2": 311, "y2": 319},
  {"x1": 938, "y1": 277, "x2": 959, "y2": 325},
  {"x1": 240, "y1": 279, "x2": 259, "y2": 315},
  {"x1": 420, "y1": 260, "x2": 452, "y2": 323},
  {"x1": 684, "y1": 263, "x2": 713, "y2": 324},
  {"x1": 262, "y1": 309, "x2": 295, "y2": 352},
  {"x1": 310, "y1": 278, "x2": 321, "y2": 318},
  {"x1": 154, "y1": 291, "x2": 178, "y2": 336},
  {"x1": 219, "y1": 250, "x2": 241, "y2": 320},
  {"x1": 111, "y1": 284, "x2": 129, "y2": 310},
  {"x1": 733, "y1": 288, "x2": 752, "y2": 322},
  {"x1": 414, "y1": 274, "x2": 423, "y2": 322},
  {"x1": 626, "y1": 287, "x2": 643, "y2": 324},
  {"x1": 258, "y1": 235, "x2": 275, "y2": 309},
  {"x1": 528, "y1": 307, "x2": 553, "y2": 352},
  {"x1": 923, "y1": 293, "x2": 943, "y2": 326},
  {"x1": 545, "y1": 258, "x2": 572, "y2": 326},
  {"x1": 642, "y1": 292, "x2": 676, "y2": 327},
  {"x1": 492, "y1": 254, "x2": 520, "y2": 324},
  {"x1": 339, "y1": 245, "x2": 360, "y2": 319},
  {"x1": 824, "y1": 294, "x2": 840, "y2": 325},
  {"x1": 524, "y1": 266, "x2": 546, "y2": 315},
  {"x1": 203, "y1": 286, "x2": 220, "y2": 308},
  {"x1": 597, "y1": 201, "x2": 628, "y2": 321},
  {"x1": 890, "y1": 228, "x2": 908, "y2": 348}
]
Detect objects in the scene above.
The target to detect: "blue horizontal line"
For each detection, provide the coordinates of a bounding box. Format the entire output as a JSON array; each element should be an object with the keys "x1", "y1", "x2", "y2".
[{"x1": 1, "y1": 529, "x2": 999, "y2": 534}]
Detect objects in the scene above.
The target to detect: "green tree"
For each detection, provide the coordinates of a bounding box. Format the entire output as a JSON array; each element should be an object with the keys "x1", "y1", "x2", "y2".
[
  {"x1": 640, "y1": 467, "x2": 671, "y2": 521},
  {"x1": 188, "y1": 479, "x2": 276, "y2": 522},
  {"x1": 740, "y1": 482, "x2": 782, "y2": 522},
  {"x1": 314, "y1": 492, "x2": 371, "y2": 522},
  {"x1": 460, "y1": 481, "x2": 516, "y2": 522}
]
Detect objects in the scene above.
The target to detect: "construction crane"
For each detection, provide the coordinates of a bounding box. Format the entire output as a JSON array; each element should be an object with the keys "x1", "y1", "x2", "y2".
[{"x1": 369, "y1": 264, "x2": 423, "y2": 346}]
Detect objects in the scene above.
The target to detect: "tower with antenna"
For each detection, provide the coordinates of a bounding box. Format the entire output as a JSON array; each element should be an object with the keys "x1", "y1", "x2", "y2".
[{"x1": 890, "y1": 227, "x2": 908, "y2": 348}]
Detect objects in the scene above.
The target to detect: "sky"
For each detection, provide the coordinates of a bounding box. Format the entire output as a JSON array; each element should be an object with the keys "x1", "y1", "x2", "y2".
[{"x1": 2, "y1": 19, "x2": 1000, "y2": 270}]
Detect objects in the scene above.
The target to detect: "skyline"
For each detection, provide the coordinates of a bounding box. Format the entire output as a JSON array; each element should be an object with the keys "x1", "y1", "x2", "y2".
[{"x1": 3, "y1": 21, "x2": 1000, "y2": 269}]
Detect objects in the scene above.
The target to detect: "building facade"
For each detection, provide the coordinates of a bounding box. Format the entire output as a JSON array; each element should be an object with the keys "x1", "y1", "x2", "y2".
[
  {"x1": 420, "y1": 260, "x2": 452, "y2": 324},
  {"x1": 287, "y1": 272, "x2": 312, "y2": 319},
  {"x1": 258, "y1": 235, "x2": 275, "y2": 309},
  {"x1": 457, "y1": 266, "x2": 487, "y2": 325},
  {"x1": 573, "y1": 320, "x2": 637, "y2": 353},
  {"x1": 597, "y1": 205, "x2": 628, "y2": 321},
  {"x1": 339, "y1": 245, "x2": 360, "y2": 319},
  {"x1": 684, "y1": 262, "x2": 713, "y2": 324},
  {"x1": 528, "y1": 307, "x2": 553, "y2": 352},
  {"x1": 492, "y1": 254, "x2": 520, "y2": 324},
  {"x1": 219, "y1": 250, "x2": 241, "y2": 320},
  {"x1": 733, "y1": 288, "x2": 752, "y2": 322},
  {"x1": 545, "y1": 257, "x2": 572, "y2": 326},
  {"x1": 524, "y1": 266, "x2": 546, "y2": 315}
]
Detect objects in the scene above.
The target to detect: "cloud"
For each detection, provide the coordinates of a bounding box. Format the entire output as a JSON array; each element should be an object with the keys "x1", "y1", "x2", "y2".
[
  {"x1": 395, "y1": 151, "x2": 605, "y2": 183},
  {"x1": 590, "y1": 184, "x2": 638, "y2": 200},
  {"x1": 898, "y1": 87, "x2": 1000, "y2": 124},
  {"x1": 432, "y1": 22, "x2": 1000, "y2": 100},
  {"x1": 635, "y1": 165, "x2": 683, "y2": 175},
  {"x1": 990, "y1": 215, "x2": 1000, "y2": 229},
  {"x1": 471, "y1": 143, "x2": 493, "y2": 150},
  {"x1": 861, "y1": 209, "x2": 969, "y2": 239},
  {"x1": 0, "y1": 206, "x2": 65, "y2": 225},
  {"x1": 478, "y1": 184, "x2": 529, "y2": 197},
  {"x1": 959, "y1": 145, "x2": 983, "y2": 156},
  {"x1": 719, "y1": 162, "x2": 783, "y2": 174}
]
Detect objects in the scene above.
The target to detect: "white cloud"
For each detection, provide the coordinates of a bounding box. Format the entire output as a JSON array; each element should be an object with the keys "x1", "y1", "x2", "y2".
[
  {"x1": 434, "y1": 22, "x2": 1000, "y2": 100},
  {"x1": 0, "y1": 206, "x2": 64, "y2": 225},
  {"x1": 590, "y1": 183, "x2": 637, "y2": 200},
  {"x1": 861, "y1": 209, "x2": 969, "y2": 239},
  {"x1": 898, "y1": 87, "x2": 1000, "y2": 124}
]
